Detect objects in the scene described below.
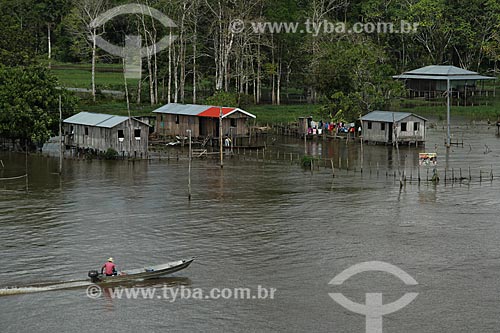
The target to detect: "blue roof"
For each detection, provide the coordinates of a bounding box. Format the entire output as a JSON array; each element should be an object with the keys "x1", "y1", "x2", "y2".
[
  {"x1": 361, "y1": 111, "x2": 427, "y2": 122},
  {"x1": 152, "y1": 103, "x2": 210, "y2": 115},
  {"x1": 64, "y1": 112, "x2": 133, "y2": 128},
  {"x1": 393, "y1": 65, "x2": 495, "y2": 81}
]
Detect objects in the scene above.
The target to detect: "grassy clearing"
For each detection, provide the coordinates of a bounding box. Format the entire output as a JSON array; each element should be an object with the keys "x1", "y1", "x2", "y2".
[
  {"x1": 246, "y1": 104, "x2": 323, "y2": 125},
  {"x1": 52, "y1": 61, "x2": 500, "y2": 122},
  {"x1": 396, "y1": 98, "x2": 500, "y2": 121},
  {"x1": 50, "y1": 61, "x2": 138, "y2": 90},
  {"x1": 77, "y1": 101, "x2": 155, "y2": 117}
]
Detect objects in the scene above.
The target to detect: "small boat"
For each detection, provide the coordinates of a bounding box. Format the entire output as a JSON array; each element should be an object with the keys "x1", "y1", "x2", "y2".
[{"x1": 88, "y1": 258, "x2": 194, "y2": 283}]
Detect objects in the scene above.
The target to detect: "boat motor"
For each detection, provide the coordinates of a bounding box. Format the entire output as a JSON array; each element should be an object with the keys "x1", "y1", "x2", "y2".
[{"x1": 88, "y1": 270, "x2": 100, "y2": 283}]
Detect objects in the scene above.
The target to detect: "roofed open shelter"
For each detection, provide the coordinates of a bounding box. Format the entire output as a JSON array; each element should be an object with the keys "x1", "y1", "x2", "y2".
[
  {"x1": 393, "y1": 65, "x2": 495, "y2": 101},
  {"x1": 394, "y1": 65, "x2": 495, "y2": 147}
]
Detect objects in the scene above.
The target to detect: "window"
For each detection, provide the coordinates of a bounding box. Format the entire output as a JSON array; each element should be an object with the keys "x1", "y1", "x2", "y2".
[
  {"x1": 380, "y1": 122, "x2": 386, "y2": 131},
  {"x1": 175, "y1": 115, "x2": 180, "y2": 124},
  {"x1": 230, "y1": 118, "x2": 237, "y2": 127},
  {"x1": 70, "y1": 125, "x2": 74, "y2": 134},
  {"x1": 85, "y1": 127, "x2": 89, "y2": 136},
  {"x1": 134, "y1": 129, "x2": 141, "y2": 140},
  {"x1": 400, "y1": 122, "x2": 407, "y2": 131},
  {"x1": 367, "y1": 122, "x2": 372, "y2": 130},
  {"x1": 118, "y1": 129, "x2": 124, "y2": 142},
  {"x1": 414, "y1": 122, "x2": 420, "y2": 131}
]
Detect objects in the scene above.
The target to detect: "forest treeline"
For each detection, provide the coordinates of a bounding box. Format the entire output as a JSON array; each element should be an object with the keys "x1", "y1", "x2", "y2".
[{"x1": 1, "y1": 0, "x2": 500, "y2": 143}]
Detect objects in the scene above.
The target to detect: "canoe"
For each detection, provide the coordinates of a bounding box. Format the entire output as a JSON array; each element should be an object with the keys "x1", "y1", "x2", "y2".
[{"x1": 88, "y1": 258, "x2": 194, "y2": 283}]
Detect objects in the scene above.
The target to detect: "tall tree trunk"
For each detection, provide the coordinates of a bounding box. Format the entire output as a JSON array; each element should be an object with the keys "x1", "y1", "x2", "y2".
[
  {"x1": 180, "y1": 40, "x2": 186, "y2": 103},
  {"x1": 192, "y1": 20, "x2": 197, "y2": 104},
  {"x1": 137, "y1": 78, "x2": 142, "y2": 104},
  {"x1": 47, "y1": 23, "x2": 51, "y2": 68},
  {"x1": 271, "y1": 37, "x2": 276, "y2": 105},
  {"x1": 91, "y1": 29, "x2": 96, "y2": 102},
  {"x1": 179, "y1": 3, "x2": 186, "y2": 103},
  {"x1": 140, "y1": 11, "x2": 154, "y2": 106},
  {"x1": 277, "y1": 59, "x2": 281, "y2": 105},
  {"x1": 257, "y1": 38, "x2": 261, "y2": 104},
  {"x1": 123, "y1": 58, "x2": 130, "y2": 113},
  {"x1": 173, "y1": 42, "x2": 178, "y2": 103},
  {"x1": 168, "y1": 30, "x2": 172, "y2": 103},
  {"x1": 154, "y1": 48, "x2": 158, "y2": 104}
]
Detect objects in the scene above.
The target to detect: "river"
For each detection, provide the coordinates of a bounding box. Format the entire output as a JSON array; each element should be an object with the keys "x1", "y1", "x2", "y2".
[{"x1": 1, "y1": 119, "x2": 500, "y2": 332}]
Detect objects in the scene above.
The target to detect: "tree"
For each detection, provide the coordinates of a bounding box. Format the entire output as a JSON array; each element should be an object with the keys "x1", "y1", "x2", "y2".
[
  {"x1": 69, "y1": 0, "x2": 108, "y2": 102},
  {"x1": 313, "y1": 37, "x2": 405, "y2": 121},
  {"x1": 0, "y1": 66, "x2": 77, "y2": 145}
]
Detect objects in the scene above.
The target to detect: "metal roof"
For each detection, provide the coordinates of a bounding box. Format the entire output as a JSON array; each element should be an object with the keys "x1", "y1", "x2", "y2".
[
  {"x1": 64, "y1": 112, "x2": 129, "y2": 128},
  {"x1": 361, "y1": 111, "x2": 427, "y2": 123},
  {"x1": 153, "y1": 103, "x2": 209, "y2": 116},
  {"x1": 152, "y1": 103, "x2": 256, "y2": 119},
  {"x1": 393, "y1": 65, "x2": 495, "y2": 81}
]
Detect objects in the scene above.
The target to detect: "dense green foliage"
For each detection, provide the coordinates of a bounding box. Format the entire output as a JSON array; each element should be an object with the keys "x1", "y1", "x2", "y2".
[
  {"x1": 1, "y1": 0, "x2": 500, "y2": 141},
  {"x1": 0, "y1": 66, "x2": 76, "y2": 144}
]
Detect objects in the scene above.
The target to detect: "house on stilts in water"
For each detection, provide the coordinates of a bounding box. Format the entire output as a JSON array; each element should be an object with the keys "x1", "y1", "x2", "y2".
[
  {"x1": 63, "y1": 112, "x2": 150, "y2": 158},
  {"x1": 360, "y1": 111, "x2": 427, "y2": 146},
  {"x1": 152, "y1": 103, "x2": 256, "y2": 139}
]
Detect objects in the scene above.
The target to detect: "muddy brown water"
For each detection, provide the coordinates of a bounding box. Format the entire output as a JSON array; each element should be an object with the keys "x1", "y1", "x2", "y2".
[{"x1": 1, "y1": 119, "x2": 500, "y2": 332}]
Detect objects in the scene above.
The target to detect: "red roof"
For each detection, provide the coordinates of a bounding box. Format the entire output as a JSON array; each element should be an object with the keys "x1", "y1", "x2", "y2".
[
  {"x1": 152, "y1": 103, "x2": 256, "y2": 119},
  {"x1": 198, "y1": 107, "x2": 236, "y2": 118}
]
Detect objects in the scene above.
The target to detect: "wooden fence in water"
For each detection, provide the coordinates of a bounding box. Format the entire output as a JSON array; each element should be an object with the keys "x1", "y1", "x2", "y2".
[{"x1": 150, "y1": 145, "x2": 497, "y2": 187}]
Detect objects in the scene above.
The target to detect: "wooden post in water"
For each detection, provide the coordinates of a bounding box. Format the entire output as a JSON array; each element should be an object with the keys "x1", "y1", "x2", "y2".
[
  {"x1": 331, "y1": 159, "x2": 335, "y2": 178},
  {"x1": 187, "y1": 129, "x2": 192, "y2": 201},
  {"x1": 304, "y1": 132, "x2": 307, "y2": 154},
  {"x1": 360, "y1": 137, "x2": 364, "y2": 174},
  {"x1": 219, "y1": 107, "x2": 223, "y2": 168},
  {"x1": 25, "y1": 142, "x2": 28, "y2": 192},
  {"x1": 59, "y1": 95, "x2": 63, "y2": 175}
]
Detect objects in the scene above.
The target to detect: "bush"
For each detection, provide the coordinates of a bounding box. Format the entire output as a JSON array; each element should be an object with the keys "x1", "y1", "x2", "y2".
[
  {"x1": 205, "y1": 91, "x2": 238, "y2": 107},
  {"x1": 103, "y1": 148, "x2": 118, "y2": 160},
  {"x1": 301, "y1": 155, "x2": 319, "y2": 168}
]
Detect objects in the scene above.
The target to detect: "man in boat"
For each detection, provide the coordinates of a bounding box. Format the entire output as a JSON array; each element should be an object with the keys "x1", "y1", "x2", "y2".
[{"x1": 101, "y1": 257, "x2": 117, "y2": 276}]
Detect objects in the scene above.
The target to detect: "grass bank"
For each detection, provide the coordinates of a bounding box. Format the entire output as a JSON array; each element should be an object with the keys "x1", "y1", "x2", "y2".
[
  {"x1": 76, "y1": 101, "x2": 155, "y2": 117},
  {"x1": 50, "y1": 61, "x2": 138, "y2": 90},
  {"x1": 53, "y1": 61, "x2": 500, "y2": 123},
  {"x1": 396, "y1": 97, "x2": 500, "y2": 121},
  {"x1": 246, "y1": 104, "x2": 322, "y2": 125}
]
